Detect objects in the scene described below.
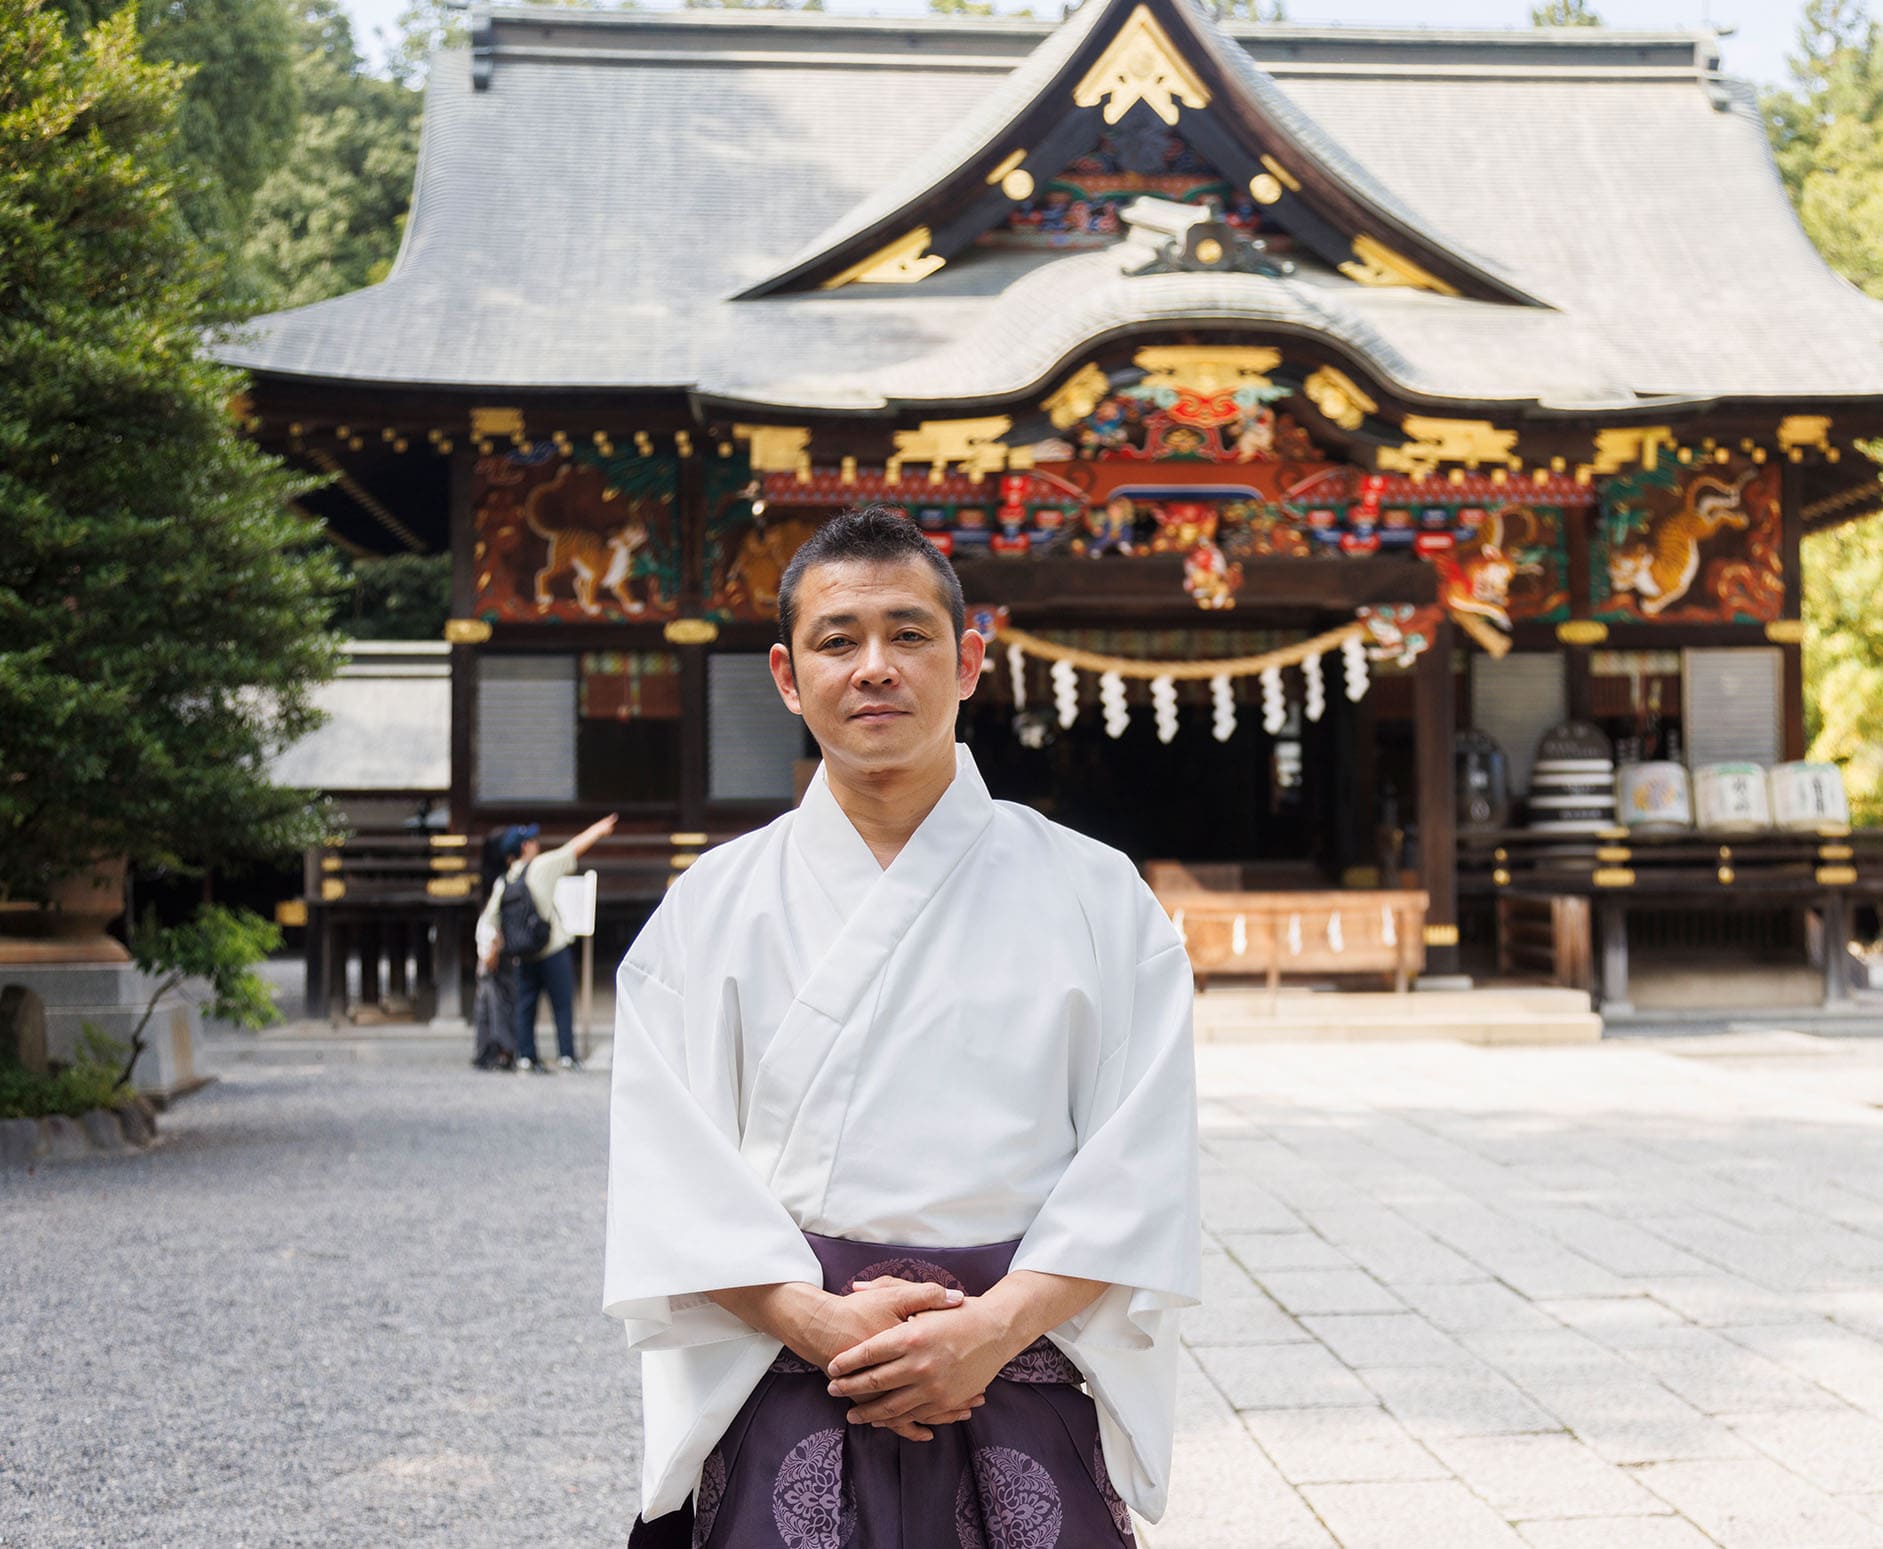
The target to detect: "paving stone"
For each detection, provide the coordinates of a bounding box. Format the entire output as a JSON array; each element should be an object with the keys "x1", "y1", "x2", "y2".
[
  {"x1": 1720, "y1": 1324, "x2": 1883, "y2": 1417},
  {"x1": 1422, "y1": 1432, "x2": 1667, "y2": 1519},
  {"x1": 1301, "y1": 1478, "x2": 1530, "y2": 1549},
  {"x1": 1646, "y1": 1276, "x2": 1842, "y2": 1328},
  {"x1": 1192, "y1": 1343, "x2": 1378, "y2": 1411},
  {"x1": 1181, "y1": 1293, "x2": 1311, "y2": 1347},
  {"x1": 1597, "y1": 1326, "x2": 1847, "y2": 1415},
  {"x1": 1516, "y1": 1517, "x2": 1719, "y2": 1549},
  {"x1": 1722, "y1": 1407, "x2": 1883, "y2": 1495},
  {"x1": 1161, "y1": 1351, "x2": 1340, "y2": 1549},
  {"x1": 1358, "y1": 1362, "x2": 1560, "y2": 1439},
  {"x1": 1630, "y1": 1457, "x2": 1883, "y2": 1548},
  {"x1": 1238, "y1": 1405, "x2": 1449, "y2": 1485},
  {"x1": 1254, "y1": 1268, "x2": 1403, "y2": 1316},
  {"x1": 1537, "y1": 1296, "x2": 1687, "y2": 1336},
  {"x1": 1298, "y1": 1312, "x2": 1464, "y2": 1368},
  {"x1": 1199, "y1": 1250, "x2": 1264, "y2": 1303},
  {"x1": 1396, "y1": 1280, "x2": 1560, "y2": 1333},
  {"x1": 1220, "y1": 1230, "x2": 1354, "y2": 1273}
]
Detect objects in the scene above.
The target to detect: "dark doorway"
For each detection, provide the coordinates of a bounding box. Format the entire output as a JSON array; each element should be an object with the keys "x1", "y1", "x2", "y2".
[{"x1": 960, "y1": 689, "x2": 1348, "y2": 876}]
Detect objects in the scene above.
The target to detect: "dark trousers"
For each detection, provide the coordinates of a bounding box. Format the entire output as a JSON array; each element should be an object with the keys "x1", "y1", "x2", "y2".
[{"x1": 515, "y1": 945, "x2": 575, "y2": 1062}]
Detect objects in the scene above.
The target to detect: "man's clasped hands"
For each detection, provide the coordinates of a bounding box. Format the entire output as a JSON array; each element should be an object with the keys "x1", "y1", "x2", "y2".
[{"x1": 707, "y1": 1269, "x2": 1103, "y2": 1443}]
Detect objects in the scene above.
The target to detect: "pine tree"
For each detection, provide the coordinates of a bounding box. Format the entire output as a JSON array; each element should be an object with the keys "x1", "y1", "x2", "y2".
[{"x1": 0, "y1": 0, "x2": 341, "y2": 901}]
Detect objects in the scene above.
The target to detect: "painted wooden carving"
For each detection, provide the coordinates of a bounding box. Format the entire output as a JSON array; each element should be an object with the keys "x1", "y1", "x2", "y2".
[
  {"x1": 472, "y1": 447, "x2": 679, "y2": 622},
  {"x1": 1593, "y1": 460, "x2": 1782, "y2": 622}
]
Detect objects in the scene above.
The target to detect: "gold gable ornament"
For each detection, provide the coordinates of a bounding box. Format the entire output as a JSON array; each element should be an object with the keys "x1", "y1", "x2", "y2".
[
  {"x1": 1338, "y1": 236, "x2": 1460, "y2": 298},
  {"x1": 1376, "y1": 417, "x2": 1520, "y2": 481},
  {"x1": 1577, "y1": 425, "x2": 1675, "y2": 482},
  {"x1": 888, "y1": 417, "x2": 1015, "y2": 481},
  {"x1": 1303, "y1": 367, "x2": 1377, "y2": 431},
  {"x1": 1131, "y1": 345, "x2": 1279, "y2": 399},
  {"x1": 734, "y1": 424, "x2": 812, "y2": 476},
  {"x1": 1042, "y1": 364, "x2": 1112, "y2": 431},
  {"x1": 1072, "y1": 5, "x2": 1210, "y2": 127},
  {"x1": 820, "y1": 227, "x2": 945, "y2": 289}
]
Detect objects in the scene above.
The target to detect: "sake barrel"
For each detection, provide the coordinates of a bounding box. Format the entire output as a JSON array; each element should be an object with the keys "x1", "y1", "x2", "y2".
[
  {"x1": 1768, "y1": 761, "x2": 1851, "y2": 831},
  {"x1": 1693, "y1": 762, "x2": 1772, "y2": 833},
  {"x1": 1617, "y1": 761, "x2": 1693, "y2": 832}
]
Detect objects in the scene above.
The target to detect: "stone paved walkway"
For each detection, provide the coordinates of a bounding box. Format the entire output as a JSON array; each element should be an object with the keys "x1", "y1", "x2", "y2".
[
  {"x1": 6, "y1": 1029, "x2": 1883, "y2": 1546},
  {"x1": 1161, "y1": 1035, "x2": 1883, "y2": 1549}
]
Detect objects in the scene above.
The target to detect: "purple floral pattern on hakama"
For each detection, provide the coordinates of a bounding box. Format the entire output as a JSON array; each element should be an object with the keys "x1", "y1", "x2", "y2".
[
  {"x1": 998, "y1": 1340, "x2": 1081, "y2": 1385},
  {"x1": 851, "y1": 1257, "x2": 967, "y2": 1294},
  {"x1": 693, "y1": 1234, "x2": 1132, "y2": 1549},
  {"x1": 769, "y1": 1350, "x2": 823, "y2": 1376},
  {"x1": 772, "y1": 1428, "x2": 857, "y2": 1549},
  {"x1": 692, "y1": 1450, "x2": 726, "y2": 1547},
  {"x1": 956, "y1": 1446, "x2": 1063, "y2": 1549},
  {"x1": 1094, "y1": 1436, "x2": 1134, "y2": 1541}
]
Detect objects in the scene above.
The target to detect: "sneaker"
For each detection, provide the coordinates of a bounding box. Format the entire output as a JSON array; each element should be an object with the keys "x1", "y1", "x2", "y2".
[
  {"x1": 558, "y1": 1055, "x2": 583, "y2": 1072},
  {"x1": 518, "y1": 1056, "x2": 554, "y2": 1075}
]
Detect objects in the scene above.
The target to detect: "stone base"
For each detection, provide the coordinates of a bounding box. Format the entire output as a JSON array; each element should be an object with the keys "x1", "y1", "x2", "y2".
[
  {"x1": 0, "y1": 1101, "x2": 159, "y2": 1167},
  {"x1": 0, "y1": 961, "x2": 203, "y2": 1099}
]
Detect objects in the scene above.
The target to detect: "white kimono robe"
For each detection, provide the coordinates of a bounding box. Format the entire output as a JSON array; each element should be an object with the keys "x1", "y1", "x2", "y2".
[{"x1": 602, "y1": 743, "x2": 1200, "y2": 1523}]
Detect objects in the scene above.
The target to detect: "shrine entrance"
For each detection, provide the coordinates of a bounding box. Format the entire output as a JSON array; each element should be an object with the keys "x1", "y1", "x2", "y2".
[{"x1": 961, "y1": 649, "x2": 1352, "y2": 876}]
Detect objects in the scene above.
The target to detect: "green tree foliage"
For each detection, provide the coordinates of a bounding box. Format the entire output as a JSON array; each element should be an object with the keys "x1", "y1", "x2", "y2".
[
  {"x1": 0, "y1": 0, "x2": 341, "y2": 901},
  {"x1": 44, "y1": 0, "x2": 301, "y2": 309},
  {"x1": 1214, "y1": 0, "x2": 1286, "y2": 19},
  {"x1": 1804, "y1": 514, "x2": 1883, "y2": 823},
  {"x1": 1530, "y1": 0, "x2": 1600, "y2": 23},
  {"x1": 1765, "y1": 4, "x2": 1883, "y2": 821},
  {"x1": 242, "y1": 0, "x2": 420, "y2": 307},
  {"x1": 333, "y1": 553, "x2": 453, "y2": 640},
  {"x1": 1765, "y1": 1, "x2": 1883, "y2": 296},
  {"x1": 119, "y1": 905, "x2": 282, "y2": 1083}
]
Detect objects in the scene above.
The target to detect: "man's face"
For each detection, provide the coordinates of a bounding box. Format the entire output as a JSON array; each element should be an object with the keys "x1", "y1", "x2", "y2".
[
  {"x1": 518, "y1": 838, "x2": 541, "y2": 862},
  {"x1": 768, "y1": 557, "x2": 984, "y2": 781}
]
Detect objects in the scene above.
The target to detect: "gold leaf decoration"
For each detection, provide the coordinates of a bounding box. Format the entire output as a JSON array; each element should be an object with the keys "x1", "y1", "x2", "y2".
[
  {"x1": 820, "y1": 227, "x2": 945, "y2": 289},
  {"x1": 1072, "y1": 5, "x2": 1210, "y2": 126}
]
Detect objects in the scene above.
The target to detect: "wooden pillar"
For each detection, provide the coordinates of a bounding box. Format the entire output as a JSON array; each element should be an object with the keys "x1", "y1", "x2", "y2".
[
  {"x1": 679, "y1": 645, "x2": 708, "y2": 830},
  {"x1": 327, "y1": 921, "x2": 350, "y2": 1023},
  {"x1": 357, "y1": 921, "x2": 382, "y2": 1008},
  {"x1": 386, "y1": 923, "x2": 409, "y2": 1001},
  {"x1": 448, "y1": 444, "x2": 478, "y2": 833},
  {"x1": 305, "y1": 907, "x2": 329, "y2": 1021},
  {"x1": 431, "y1": 909, "x2": 466, "y2": 1024},
  {"x1": 1822, "y1": 889, "x2": 1852, "y2": 1006},
  {"x1": 1781, "y1": 457, "x2": 1808, "y2": 761},
  {"x1": 1599, "y1": 894, "x2": 1631, "y2": 1012},
  {"x1": 677, "y1": 433, "x2": 710, "y2": 830},
  {"x1": 1415, "y1": 618, "x2": 1459, "y2": 975}
]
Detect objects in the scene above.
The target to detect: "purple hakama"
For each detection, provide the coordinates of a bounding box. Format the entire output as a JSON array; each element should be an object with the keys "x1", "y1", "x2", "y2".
[{"x1": 682, "y1": 1233, "x2": 1135, "y2": 1549}]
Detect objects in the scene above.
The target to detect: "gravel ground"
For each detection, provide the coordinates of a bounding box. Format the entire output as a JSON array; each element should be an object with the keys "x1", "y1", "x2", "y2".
[{"x1": 0, "y1": 1053, "x2": 636, "y2": 1549}]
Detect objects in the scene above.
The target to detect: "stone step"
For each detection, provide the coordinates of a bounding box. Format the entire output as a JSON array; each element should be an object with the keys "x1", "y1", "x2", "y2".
[{"x1": 1193, "y1": 987, "x2": 1603, "y2": 1045}]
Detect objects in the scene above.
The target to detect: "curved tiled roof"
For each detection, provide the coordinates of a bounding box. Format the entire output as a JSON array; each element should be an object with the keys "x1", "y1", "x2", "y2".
[{"x1": 213, "y1": 2, "x2": 1883, "y2": 413}]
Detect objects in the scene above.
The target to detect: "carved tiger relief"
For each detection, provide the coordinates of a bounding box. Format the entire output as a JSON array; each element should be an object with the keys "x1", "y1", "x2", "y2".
[
  {"x1": 1606, "y1": 469, "x2": 1755, "y2": 617},
  {"x1": 522, "y1": 462, "x2": 667, "y2": 616}
]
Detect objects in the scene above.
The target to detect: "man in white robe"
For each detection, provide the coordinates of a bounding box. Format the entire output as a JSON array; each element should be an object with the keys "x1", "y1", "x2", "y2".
[{"x1": 604, "y1": 507, "x2": 1199, "y2": 1546}]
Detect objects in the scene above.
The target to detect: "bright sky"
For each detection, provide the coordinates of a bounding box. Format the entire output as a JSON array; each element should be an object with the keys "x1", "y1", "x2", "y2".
[{"x1": 338, "y1": 0, "x2": 1809, "y2": 86}]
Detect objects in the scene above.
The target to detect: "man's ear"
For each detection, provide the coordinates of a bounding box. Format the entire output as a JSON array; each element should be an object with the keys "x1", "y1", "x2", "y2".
[
  {"x1": 769, "y1": 642, "x2": 803, "y2": 715},
  {"x1": 958, "y1": 628, "x2": 987, "y2": 701}
]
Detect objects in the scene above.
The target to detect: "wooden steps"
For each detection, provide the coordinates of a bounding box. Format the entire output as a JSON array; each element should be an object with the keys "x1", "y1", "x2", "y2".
[{"x1": 1193, "y1": 985, "x2": 1602, "y2": 1045}]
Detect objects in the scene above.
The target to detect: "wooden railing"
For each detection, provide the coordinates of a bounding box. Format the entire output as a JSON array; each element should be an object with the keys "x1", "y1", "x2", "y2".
[
  {"x1": 291, "y1": 826, "x2": 745, "y2": 1023},
  {"x1": 1457, "y1": 826, "x2": 1883, "y2": 1009}
]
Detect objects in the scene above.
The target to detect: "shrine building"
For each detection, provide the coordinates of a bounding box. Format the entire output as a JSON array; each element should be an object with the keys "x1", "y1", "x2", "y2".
[{"x1": 223, "y1": 0, "x2": 1883, "y2": 1021}]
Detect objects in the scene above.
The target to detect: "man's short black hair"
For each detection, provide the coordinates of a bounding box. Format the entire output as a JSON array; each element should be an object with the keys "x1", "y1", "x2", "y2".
[{"x1": 777, "y1": 505, "x2": 966, "y2": 649}]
